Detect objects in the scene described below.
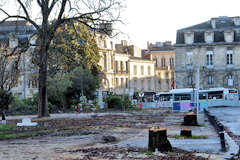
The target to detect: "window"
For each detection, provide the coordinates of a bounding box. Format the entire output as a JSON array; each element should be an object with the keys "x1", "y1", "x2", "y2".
[
  {"x1": 208, "y1": 75, "x2": 213, "y2": 85},
  {"x1": 228, "y1": 74, "x2": 233, "y2": 86},
  {"x1": 28, "y1": 80, "x2": 31, "y2": 88},
  {"x1": 187, "y1": 52, "x2": 193, "y2": 65},
  {"x1": 104, "y1": 54, "x2": 107, "y2": 70},
  {"x1": 120, "y1": 61, "x2": 124, "y2": 72},
  {"x1": 121, "y1": 78, "x2": 124, "y2": 88},
  {"x1": 170, "y1": 58, "x2": 174, "y2": 69},
  {"x1": 104, "y1": 40, "x2": 107, "y2": 48},
  {"x1": 171, "y1": 72, "x2": 174, "y2": 81},
  {"x1": 148, "y1": 66, "x2": 151, "y2": 75},
  {"x1": 126, "y1": 78, "x2": 128, "y2": 88},
  {"x1": 110, "y1": 41, "x2": 113, "y2": 49},
  {"x1": 141, "y1": 80, "x2": 144, "y2": 90},
  {"x1": 141, "y1": 66, "x2": 144, "y2": 75},
  {"x1": 134, "y1": 65, "x2": 137, "y2": 75},
  {"x1": 134, "y1": 80, "x2": 137, "y2": 89},
  {"x1": 165, "y1": 72, "x2": 169, "y2": 79},
  {"x1": 126, "y1": 62, "x2": 128, "y2": 73},
  {"x1": 148, "y1": 79, "x2": 151, "y2": 90},
  {"x1": 111, "y1": 55, "x2": 114, "y2": 69},
  {"x1": 116, "y1": 78, "x2": 119, "y2": 87},
  {"x1": 227, "y1": 50, "x2": 233, "y2": 65},
  {"x1": 161, "y1": 57, "x2": 166, "y2": 67},
  {"x1": 115, "y1": 61, "x2": 119, "y2": 72},
  {"x1": 158, "y1": 79, "x2": 161, "y2": 89},
  {"x1": 187, "y1": 75, "x2": 192, "y2": 85},
  {"x1": 206, "y1": 51, "x2": 213, "y2": 65}
]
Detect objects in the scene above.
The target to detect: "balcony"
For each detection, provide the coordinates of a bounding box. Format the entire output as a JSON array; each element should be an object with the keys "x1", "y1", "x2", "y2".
[
  {"x1": 206, "y1": 65, "x2": 214, "y2": 70},
  {"x1": 186, "y1": 64, "x2": 193, "y2": 70},
  {"x1": 226, "y1": 64, "x2": 234, "y2": 69}
]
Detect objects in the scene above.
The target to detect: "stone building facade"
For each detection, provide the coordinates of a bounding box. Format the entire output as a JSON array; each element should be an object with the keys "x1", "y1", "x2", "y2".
[
  {"x1": 0, "y1": 20, "x2": 37, "y2": 98},
  {"x1": 97, "y1": 38, "x2": 156, "y2": 97},
  {"x1": 144, "y1": 41, "x2": 175, "y2": 92},
  {"x1": 175, "y1": 16, "x2": 240, "y2": 90}
]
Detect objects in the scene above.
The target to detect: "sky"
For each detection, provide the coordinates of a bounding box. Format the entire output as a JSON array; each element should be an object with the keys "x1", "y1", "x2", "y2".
[
  {"x1": 2, "y1": 0, "x2": 240, "y2": 49},
  {"x1": 120, "y1": 0, "x2": 240, "y2": 49}
]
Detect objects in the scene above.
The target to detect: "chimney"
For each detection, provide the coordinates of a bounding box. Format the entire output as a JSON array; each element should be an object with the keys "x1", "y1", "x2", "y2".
[
  {"x1": 121, "y1": 40, "x2": 128, "y2": 47},
  {"x1": 211, "y1": 18, "x2": 216, "y2": 29}
]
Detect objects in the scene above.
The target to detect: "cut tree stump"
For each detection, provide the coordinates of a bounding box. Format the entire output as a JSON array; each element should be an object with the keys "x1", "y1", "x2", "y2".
[
  {"x1": 183, "y1": 112, "x2": 198, "y2": 126},
  {"x1": 148, "y1": 127, "x2": 172, "y2": 152},
  {"x1": 180, "y1": 129, "x2": 192, "y2": 137}
]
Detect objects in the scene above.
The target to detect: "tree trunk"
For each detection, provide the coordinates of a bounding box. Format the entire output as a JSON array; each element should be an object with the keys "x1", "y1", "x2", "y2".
[{"x1": 38, "y1": 46, "x2": 49, "y2": 117}]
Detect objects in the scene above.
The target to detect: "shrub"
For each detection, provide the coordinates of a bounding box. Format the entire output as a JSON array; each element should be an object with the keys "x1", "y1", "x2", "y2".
[
  {"x1": 122, "y1": 94, "x2": 133, "y2": 110},
  {"x1": 9, "y1": 96, "x2": 37, "y2": 115},
  {"x1": 105, "y1": 95, "x2": 123, "y2": 110}
]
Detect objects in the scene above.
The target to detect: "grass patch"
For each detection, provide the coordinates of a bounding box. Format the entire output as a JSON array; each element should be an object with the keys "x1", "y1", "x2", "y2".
[
  {"x1": 0, "y1": 124, "x2": 54, "y2": 140},
  {"x1": 168, "y1": 134, "x2": 208, "y2": 139},
  {"x1": 167, "y1": 151, "x2": 177, "y2": 156},
  {"x1": 145, "y1": 151, "x2": 154, "y2": 155}
]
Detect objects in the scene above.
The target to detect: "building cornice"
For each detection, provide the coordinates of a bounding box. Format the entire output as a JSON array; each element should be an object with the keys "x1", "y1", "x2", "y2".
[{"x1": 175, "y1": 42, "x2": 240, "y2": 47}]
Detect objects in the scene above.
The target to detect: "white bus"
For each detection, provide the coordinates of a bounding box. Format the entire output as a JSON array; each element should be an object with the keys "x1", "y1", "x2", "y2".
[
  {"x1": 155, "y1": 88, "x2": 239, "y2": 107},
  {"x1": 198, "y1": 88, "x2": 239, "y2": 107}
]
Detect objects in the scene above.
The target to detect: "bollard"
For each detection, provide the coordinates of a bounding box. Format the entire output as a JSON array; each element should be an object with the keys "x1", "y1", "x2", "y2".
[{"x1": 219, "y1": 132, "x2": 226, "y2": 151}]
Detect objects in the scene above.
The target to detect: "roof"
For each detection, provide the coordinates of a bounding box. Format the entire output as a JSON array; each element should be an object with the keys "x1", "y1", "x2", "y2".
[
  {"x1": 0, "y1": 21, "x2": 36, "y2": 45},
  {"x1": 176, "y1": 16, "x2": 240, "y2": 44}
]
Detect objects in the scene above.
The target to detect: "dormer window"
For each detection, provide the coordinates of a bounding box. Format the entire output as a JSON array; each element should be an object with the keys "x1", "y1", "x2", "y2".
[
  {"x1": 224, "y1": 30, "x2": 234, "y2": 42},
  {"x1": 204, "y1": 30, "x2": 214, "y2": 43},
  {"x1": 184, "y1": 31, "x2": 194, "y2": 44}
]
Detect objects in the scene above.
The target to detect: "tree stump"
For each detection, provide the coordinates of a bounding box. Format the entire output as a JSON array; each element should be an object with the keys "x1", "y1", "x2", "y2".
[
  {"x1": 183, "y1": 112, "x2": 198, "y2": 126},
  {"x1": 180, "y1": 129, "x2": 192, "y2": 137},
  {"x1": 148, "y1": 127, "x2": 172, "y2": 152}
]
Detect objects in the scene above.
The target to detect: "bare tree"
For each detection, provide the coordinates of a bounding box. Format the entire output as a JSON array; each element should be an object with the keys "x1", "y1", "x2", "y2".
[{"x1": 0, "y1": 0, "x2": 124, "y2": 117}]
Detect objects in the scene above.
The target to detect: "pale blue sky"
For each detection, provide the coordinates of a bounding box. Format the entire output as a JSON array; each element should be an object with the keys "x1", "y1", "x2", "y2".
[{"x1": 120, "y1": 0, "x2": 240, "y2": 49}]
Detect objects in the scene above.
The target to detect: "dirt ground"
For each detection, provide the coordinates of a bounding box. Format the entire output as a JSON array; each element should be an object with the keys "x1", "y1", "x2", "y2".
[{"x1": 0, "y1": 110, "x2": 223, "y2": 160}]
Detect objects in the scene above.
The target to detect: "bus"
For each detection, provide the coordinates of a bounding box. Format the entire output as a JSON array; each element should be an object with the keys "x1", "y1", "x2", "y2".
[
  {"x1": 198, "y1": 88, "x2": 239, "y2": 107},
  {"x1": 155, "y1": 88, "x2": 239, "y2": 107}
]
